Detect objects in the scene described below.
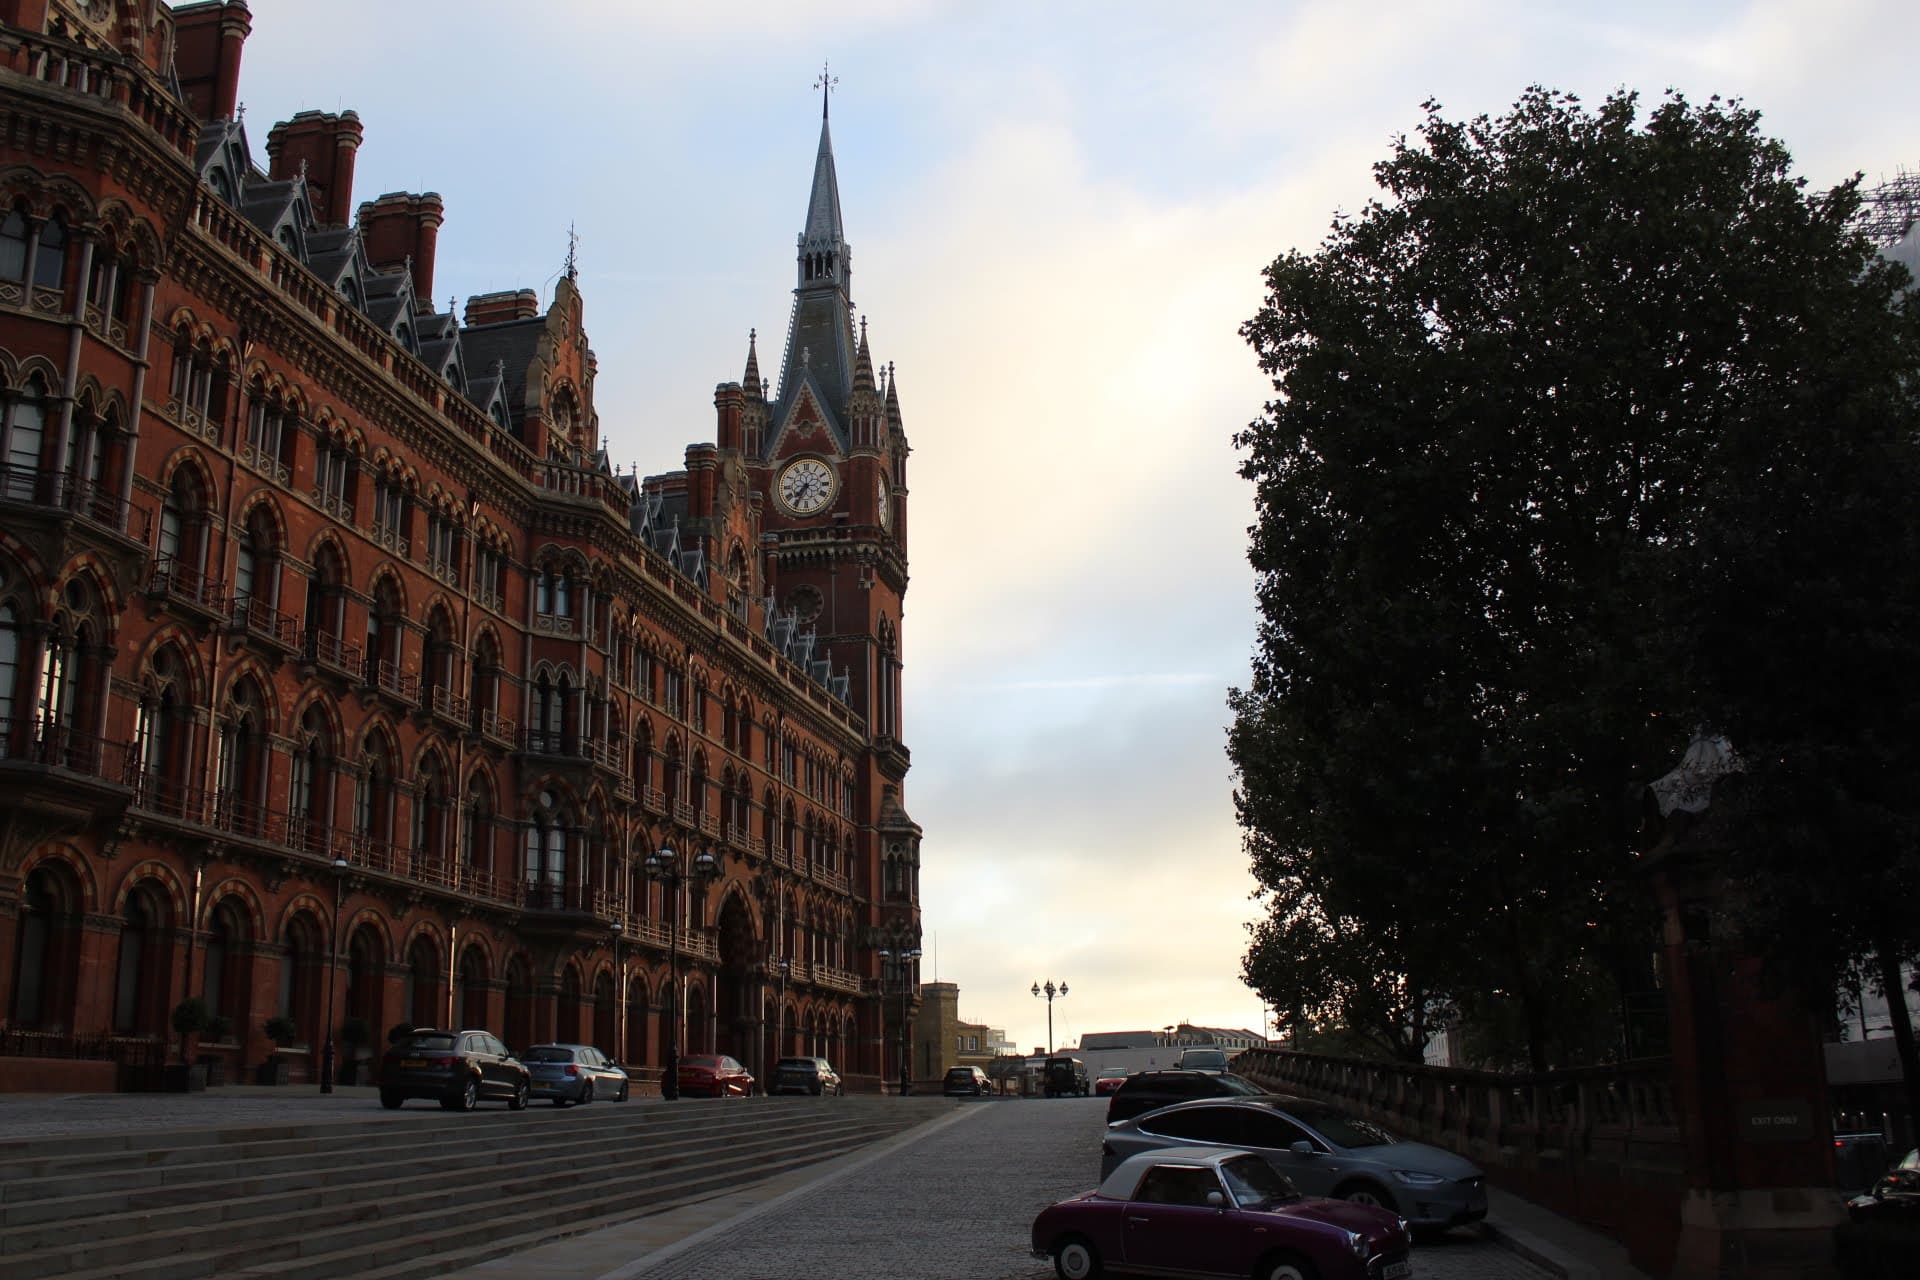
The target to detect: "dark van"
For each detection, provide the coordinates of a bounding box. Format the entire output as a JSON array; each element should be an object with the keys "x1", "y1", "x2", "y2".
[{"x1": 1044, "y1": 1055, "x2": 1089, "y2": 1097}]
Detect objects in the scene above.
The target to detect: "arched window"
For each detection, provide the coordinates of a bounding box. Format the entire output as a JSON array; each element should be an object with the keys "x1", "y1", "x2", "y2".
[
  {"x1": 10, "y1": 863, "x2": 80, "y2": 1029},
  {"x1": 524, "y1": 788, "x2": 571, "y2": 910},
  {"x1": 0, "y1": 206, "x2": 28, "y2": 281},
  {"x1": 354, "y1": 736, "x2": 393, "y2": 844},
  {"x1": 306, "y1": 543, "x2": 347, "y2": 644},
  {"x1": 0, "y1": 593, "x2": 21, "y2": 751},
  {"x1": 33, "y1": 213, "x2": 66, "y2": 293},
  {"x1": 216, "y1": 679, "x2": 267, "y2": 828},
  {"x1": 463, "y1": 772, "x2": 493, "y2": 871},
  {"x1": 366, "y1": 576, "x2": 404, "y2": 676},
  {"x1": 113, "y1": 885, "x2": 171, "y2": 1036},
  {"x1": 290, "y1": 705, "x2": 332, "y2": 841},
  {"x1": 157, "y1": 467, "x2": 207, "y2": 575},
  {"x1": 3, "y1": 377, "x2": 48, "y2": 495},
  {"x1": 422, "y1": 609, "x2": 454, "y2": 702},
  {"x1": 234, "y1": 506, "x2": 280, "y2": 609},
  {"x1": 414, "y1": 755, "x2": 449, "y2": 864}
]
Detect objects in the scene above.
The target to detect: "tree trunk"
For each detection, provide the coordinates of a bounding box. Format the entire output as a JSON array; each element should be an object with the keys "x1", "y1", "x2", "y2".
[{"x1": 1876, "y1": 948, "x2": 1920, "y2": 1150}]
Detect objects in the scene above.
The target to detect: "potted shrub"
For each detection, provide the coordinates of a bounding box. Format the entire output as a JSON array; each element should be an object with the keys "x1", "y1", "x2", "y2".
[
  {"x1": 258, "y1": 1015, "x2": 299, "y2": 1085},
  {"x1": 338, "y1": 1016, "x2": 371, "y2": 1086},
  {"x1": 167, "y1": 998, "x2": 211, "y2": 1092}
]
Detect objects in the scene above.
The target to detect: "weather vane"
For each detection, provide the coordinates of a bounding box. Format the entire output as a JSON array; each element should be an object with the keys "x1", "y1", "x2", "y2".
[
  {"x1": 814, "y1": 62, "x2": 837, "y2": 119},
  {"x1": 564, "y1": 222, "x2": 578, "y2": 282}
]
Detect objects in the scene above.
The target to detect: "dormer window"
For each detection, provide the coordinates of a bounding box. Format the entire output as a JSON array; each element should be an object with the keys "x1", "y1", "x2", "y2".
[{"x1": 340, "y1": 276, "x2": 360, "y2": 307}]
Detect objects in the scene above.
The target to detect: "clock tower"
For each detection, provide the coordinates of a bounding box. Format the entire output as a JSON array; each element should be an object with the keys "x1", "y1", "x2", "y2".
[{"x1": 732, "y1": 89, "x2": 911, "y2": 763}]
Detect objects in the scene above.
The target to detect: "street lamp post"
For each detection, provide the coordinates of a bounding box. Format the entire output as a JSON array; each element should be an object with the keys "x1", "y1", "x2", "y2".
[
  {"x1": 772, "y1": 954, "x2": 791, "y2": 1066},
  {"x1": 1032, "y1": 979, "x2": 1069, "y2": 1055},
  {"x1": 644, "y1": 843, "x2": 718, "y2": 1101},
  {"x1": 877, "y1": 946, "x2": 921, "y2": 1095},
  {"x1": 321, "y1": 855, "x2": 349, "y2": 1094}
]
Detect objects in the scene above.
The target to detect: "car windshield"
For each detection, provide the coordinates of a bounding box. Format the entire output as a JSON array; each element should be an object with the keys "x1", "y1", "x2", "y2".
[
  {"x1": 397, "y1": 1033, "x2": 456, "y2": 1053},
  {"x1": 522, "y1": 1047, "x2": 575, "y2": 1063},
  {"x1": 1098, "y1": 1068, "x2": 1128, "y2": 1078},
  {"x1": 1289, "y1": 1103, "x2": 1398, "y2": 1148},
  {"x1": 778, "y1": 1059, "x2": 818, "y2": 1071},
  {"x1": 1220, "y1": 1155, "x2": 1300, "y2": 1209},
  {"x1": 945, "y1": 1068, "x2": 972, "y2": 1079},
  {"x1": 682, "y1": 1056, "x2": 720, "y2": 1068}
]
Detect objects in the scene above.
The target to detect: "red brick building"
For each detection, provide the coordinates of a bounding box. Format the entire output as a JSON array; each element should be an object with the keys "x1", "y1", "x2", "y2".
[{"x1": 0, "y1": 0, "x2": 924, "y2": 1091}]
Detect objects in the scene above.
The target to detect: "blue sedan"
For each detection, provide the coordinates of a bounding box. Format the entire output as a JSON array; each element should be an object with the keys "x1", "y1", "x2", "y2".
[{"x1": 522, "y1": 1043, "x2": 630, "y2": 1105}]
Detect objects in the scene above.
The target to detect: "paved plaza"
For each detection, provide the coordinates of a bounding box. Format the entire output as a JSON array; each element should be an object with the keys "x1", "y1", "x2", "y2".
[
  {"x1": 581, "y1": 1098, "x2": 1552, "y2": 1280},
  {"x1": 0, "y1": 1088, "x2": 1582, "y2": 1279}
]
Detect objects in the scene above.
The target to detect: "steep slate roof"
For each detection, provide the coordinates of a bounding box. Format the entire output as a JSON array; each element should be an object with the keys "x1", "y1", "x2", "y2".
[
  {"x1": 458, "y1": 319, "x2": 545, "y2": 430},
  {"x1": 770, "y1": 103, "x2": 857, "y2": 459}
]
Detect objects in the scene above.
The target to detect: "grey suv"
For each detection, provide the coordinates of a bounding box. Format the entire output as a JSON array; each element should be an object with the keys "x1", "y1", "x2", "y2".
[
  {"x1": 1101, "y1": 1094, "x2": 1488, "y2": 1230},
  {"x1": 771, "y1": 1056, "x2": 844, "y2": 1096}
]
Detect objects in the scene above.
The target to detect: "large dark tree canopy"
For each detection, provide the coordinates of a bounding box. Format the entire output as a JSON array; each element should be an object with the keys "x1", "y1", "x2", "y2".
[{"x1": 1230, "y1": 87, "x2": 1920, "y2": 1074}]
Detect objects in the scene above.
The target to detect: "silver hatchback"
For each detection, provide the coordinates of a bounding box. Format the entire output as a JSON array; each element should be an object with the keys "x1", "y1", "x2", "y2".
[
  {"x1": 1102, "y1": 1095, "x2": 1487, "y2": 1230},
  {"x1": 522, "y1": 1043, "x2": 630, "y2": 1106}
]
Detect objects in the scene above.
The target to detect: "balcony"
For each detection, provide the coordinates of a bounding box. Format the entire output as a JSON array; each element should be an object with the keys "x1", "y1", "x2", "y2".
[
  {"x1": 672, "y1": 799, "x2": 694, "y2": 827},
  {"x1": 145, "y1": 556, "x2": 226, "y2": 627},
  {"x1": 366, "y1": 658, "x2": 420, "y2": 709},
  {"x1": 641, "y1": 785, "x2": 666, "y2": 816},
  {"x1": 724, "y1": 821, "x2": 751, "y2": 852},
  {"x1": 0, "y1": 466, "x2": 152, "y2": 549},
  {"x1": 303, "y1": 630, "x2": 364, "y2": 683},
  {"x1": 237, "y1": 441, "x2": 290, "y2": 486},
  {"x1": 0, "y1": 718, "x2": 137, "y2": 852},
  {"x1": 584, "y1": 738, "x2": 623, "y2": 775},
  {"x1": 699, "y1": 811, "x2": 720, "y2": 839},
  {"x1": 229, "y1": 595, "x2": 299, "y2": 656},
  {"x1": 613, "y1": 774, "x2": 635, "y2": 802},
  {"x1": 427, "y1": 686, "x2": 471, "y2": 732},
  {"x1": 478, "y1": 709, "x2": 517, "y2": 749}
]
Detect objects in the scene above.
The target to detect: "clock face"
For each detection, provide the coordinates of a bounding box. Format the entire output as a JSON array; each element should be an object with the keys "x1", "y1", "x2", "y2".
[
  {"x1": 876, "y1": 475, "x2": 890, "y2": 529},
  {"x1": 779, "y1": 458, "x2": 836, "y2": 515}
]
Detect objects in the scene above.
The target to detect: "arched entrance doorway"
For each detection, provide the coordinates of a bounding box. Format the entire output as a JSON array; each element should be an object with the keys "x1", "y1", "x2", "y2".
[
  {"x1": 713, "y1": 893, "x2": 759, "y2": 1071},
  {"x1": 9, "y1": 860, "x2": 84, "y2": 1030}
]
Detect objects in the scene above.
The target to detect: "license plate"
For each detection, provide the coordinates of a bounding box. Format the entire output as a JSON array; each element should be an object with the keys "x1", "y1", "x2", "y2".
[
  {"x1": 1383, "y1": 1262, "x2": 1412, "y2": 1279},
  {"x1": 400, "y1": 1058, "x2": 426, "y2": 1069}
]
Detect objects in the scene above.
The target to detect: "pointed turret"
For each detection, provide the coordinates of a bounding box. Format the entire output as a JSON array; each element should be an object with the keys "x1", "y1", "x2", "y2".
[
  {"x1": 743, "y1": 328, "x2": 762, "y2": 400},
  {"x1": 885, "y1": 360, "x2": 903, "y2": 435},
  {"x1": 853, "y1": 317, "x2": 876, "y2": 395}
]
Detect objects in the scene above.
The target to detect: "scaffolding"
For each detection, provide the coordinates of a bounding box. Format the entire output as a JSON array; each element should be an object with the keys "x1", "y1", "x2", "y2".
[{"x1": 1856, "y1": 168, "x2": 1920, "y2": 246}]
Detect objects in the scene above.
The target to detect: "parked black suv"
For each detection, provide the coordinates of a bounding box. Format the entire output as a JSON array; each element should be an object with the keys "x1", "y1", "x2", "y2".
[
  {"x1": 380, "y1": 1029, "x2": 529, "y2": 1111},
  {"x1": 771, "y1": 1056, "x2": 845, "y2": 1096},
  {"x1": 943, "y1": 1065, "x2": 991, "y2": 1096},
  {"x1": 1103, "y1": 1069, "x2": 1264, "y2": 1122},
  {"x1": 1043, "y1": 1055, "x2": 1089, "y2": 1097}
]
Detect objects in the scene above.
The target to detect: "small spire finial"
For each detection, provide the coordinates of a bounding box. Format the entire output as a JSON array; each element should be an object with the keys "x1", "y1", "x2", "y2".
[
  {"x1": 813, "y1": 62, "x2": 838, "y2": 120},
  {"x1": 565, "y1": 222, "x2": 579, "y2": 282}
]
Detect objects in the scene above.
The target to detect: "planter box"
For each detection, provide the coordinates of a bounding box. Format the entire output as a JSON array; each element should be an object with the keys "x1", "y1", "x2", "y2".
[
  {"x1": 256, "y1": 1057, "x2": 290, "y2": 1086},
  {"x1": 162, "y1": 1063, "x2": 208, "y2": 1093}
]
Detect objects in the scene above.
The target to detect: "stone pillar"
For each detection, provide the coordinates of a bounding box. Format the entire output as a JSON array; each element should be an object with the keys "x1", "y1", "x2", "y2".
[{"x1": 1646, "y1": 739, "x2": 1845, "y2": 1279}]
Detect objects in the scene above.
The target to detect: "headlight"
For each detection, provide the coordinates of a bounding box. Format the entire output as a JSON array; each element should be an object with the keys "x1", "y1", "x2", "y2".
[
  {"x1": 1391, "y1": 1169, "x2": 1446, "y2": 1185},
  {"x1": 1344, "y1": 1229, "x2": 1368, "y2": 1259}
]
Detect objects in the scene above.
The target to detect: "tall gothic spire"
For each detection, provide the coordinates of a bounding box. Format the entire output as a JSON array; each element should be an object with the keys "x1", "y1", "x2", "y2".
[{"x1": 776, "y1": 76, "x2": 858, "y2": 439}]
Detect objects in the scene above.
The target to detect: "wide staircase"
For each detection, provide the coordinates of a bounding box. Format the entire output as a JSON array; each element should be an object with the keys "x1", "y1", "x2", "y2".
[{"x1": 0, "y1": 1096, "x2": 947, "y2": 1279}]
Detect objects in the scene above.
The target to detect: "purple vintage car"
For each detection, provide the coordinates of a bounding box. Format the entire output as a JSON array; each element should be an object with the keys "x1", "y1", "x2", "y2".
[{"x1": 1031, "y1": 1147, "x2": 1412, "y2": 1280}]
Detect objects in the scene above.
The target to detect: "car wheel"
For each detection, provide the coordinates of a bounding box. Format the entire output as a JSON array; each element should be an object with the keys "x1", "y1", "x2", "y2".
[
  {"x1": 581, "y1": 1080, "x2": 595, "y2": 1106},
  {"x1": 1260, "y1": 1253, "x2": 1319, "y2": 1280},
  {"x1": 1053, "y1": 1234, "x2": 1101, "y2": 1280},
  {"x1": 508, "y1": 1080, "x2": 528, "y2": 1111},
  {"x1": 1337, "y1": 1182, "x2": 1397, "y2": 1213},
  {"x1": 380, "y1": 1091, "x2": 402, "y2": 1110},
  {"x1": 456, "y1": 1077, "x2": 479, "y2": 1112},
  {"x1": 618, "y1": 1080, "x2": 630, "y2": 1102}
]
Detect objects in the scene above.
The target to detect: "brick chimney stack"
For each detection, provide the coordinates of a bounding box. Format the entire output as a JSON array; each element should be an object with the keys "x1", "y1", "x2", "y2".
[
  {"x1": 464, "y1": 290, "x2": 540, "y2": 326},
  {"x1": 265, "y1": 109, "x2": 364, "y2": 227},
  {"x1": 172, "y1": 0, "x2": 253, "y2": 123},
  {"x1": 357, "y1": 192, "x2": 446, "y2": 301}
]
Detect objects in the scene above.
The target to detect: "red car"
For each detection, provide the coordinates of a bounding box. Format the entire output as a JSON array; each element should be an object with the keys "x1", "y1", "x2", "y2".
[
  {"x1": 1031, "y1": 1147, "x2": 1410, "y2": 1280},
  {"x1": 677, "y1": 1053, "x2": 754, "y2": 1097},
  {"x1": 1093, "y1": 1067, "x2": 1130, "y2": 1097}
]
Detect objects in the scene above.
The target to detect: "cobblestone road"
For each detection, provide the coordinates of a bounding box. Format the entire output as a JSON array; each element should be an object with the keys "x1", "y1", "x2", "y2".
[{"x1": 620, "y1": 1097, "x2": 1551, "y2": 1280}]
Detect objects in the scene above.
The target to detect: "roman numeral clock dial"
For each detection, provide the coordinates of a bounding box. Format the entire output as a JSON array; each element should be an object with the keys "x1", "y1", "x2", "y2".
[{"x1": 778, "y1": 458, "x2": 836, "y2": 515}]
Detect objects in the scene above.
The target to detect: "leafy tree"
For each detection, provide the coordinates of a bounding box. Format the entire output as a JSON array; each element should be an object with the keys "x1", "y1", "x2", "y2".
[{"x1": 1230, "y1": 87, "x2": 1920, "y2": 1078}]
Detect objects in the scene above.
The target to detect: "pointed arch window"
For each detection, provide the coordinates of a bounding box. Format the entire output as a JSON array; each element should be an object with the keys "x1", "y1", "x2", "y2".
[
  {"x1": 414, "y1": 756, "x2": 450, "y2": 864},
  {"x1": 354, "y1": 739, "x2": 394, "y2": 845},
  {"x1": 0, "y1": 206, "x2": 28, "y2": 281},
  {"x1": 290, "y1": 706, "x2": 332, "y2": 840},
  {"x1": 3, "y1": 378, "x2": 48, "y2": 498},
  {"x1": 525, "y1": 789, "x2": 571, "y2": 910},
  {"x1": 463, "y1": 773, "x2": 493, "y2": 871},
  {"x1": 33, "y1": 213, "x2": 66, "y2": 293}
]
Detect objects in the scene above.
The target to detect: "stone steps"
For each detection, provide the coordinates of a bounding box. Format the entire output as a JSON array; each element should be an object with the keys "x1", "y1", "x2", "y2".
[{"x1": 3, "y1": 1097, "x2": 941, "y2": 1280}]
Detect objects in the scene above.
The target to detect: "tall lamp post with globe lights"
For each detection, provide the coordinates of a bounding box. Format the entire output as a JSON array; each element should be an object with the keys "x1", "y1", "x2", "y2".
[
  {"x1": 643, "y1": 843, "x2": 718, "y2": 1100},
  {"x1": 1033, "y1": 979, "x2": 1069, "y2": 1055},
  {"x1": 877, "y1": 945, "x2": 921, "y2": 1095},
  {"x1": 320, "y1": 855, "x2": 350, "y2": 1094}
]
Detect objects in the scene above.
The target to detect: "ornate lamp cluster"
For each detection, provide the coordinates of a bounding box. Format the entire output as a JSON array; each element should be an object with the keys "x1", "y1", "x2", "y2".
[{"x1": 643, "y1": 843, "x2": 719, "y2": 1100}]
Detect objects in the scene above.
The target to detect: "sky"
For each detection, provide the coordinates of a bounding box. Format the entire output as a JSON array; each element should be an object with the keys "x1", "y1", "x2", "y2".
[{"x1": 236, "y1": 0, "x2": 1918, "y2": 1056}]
